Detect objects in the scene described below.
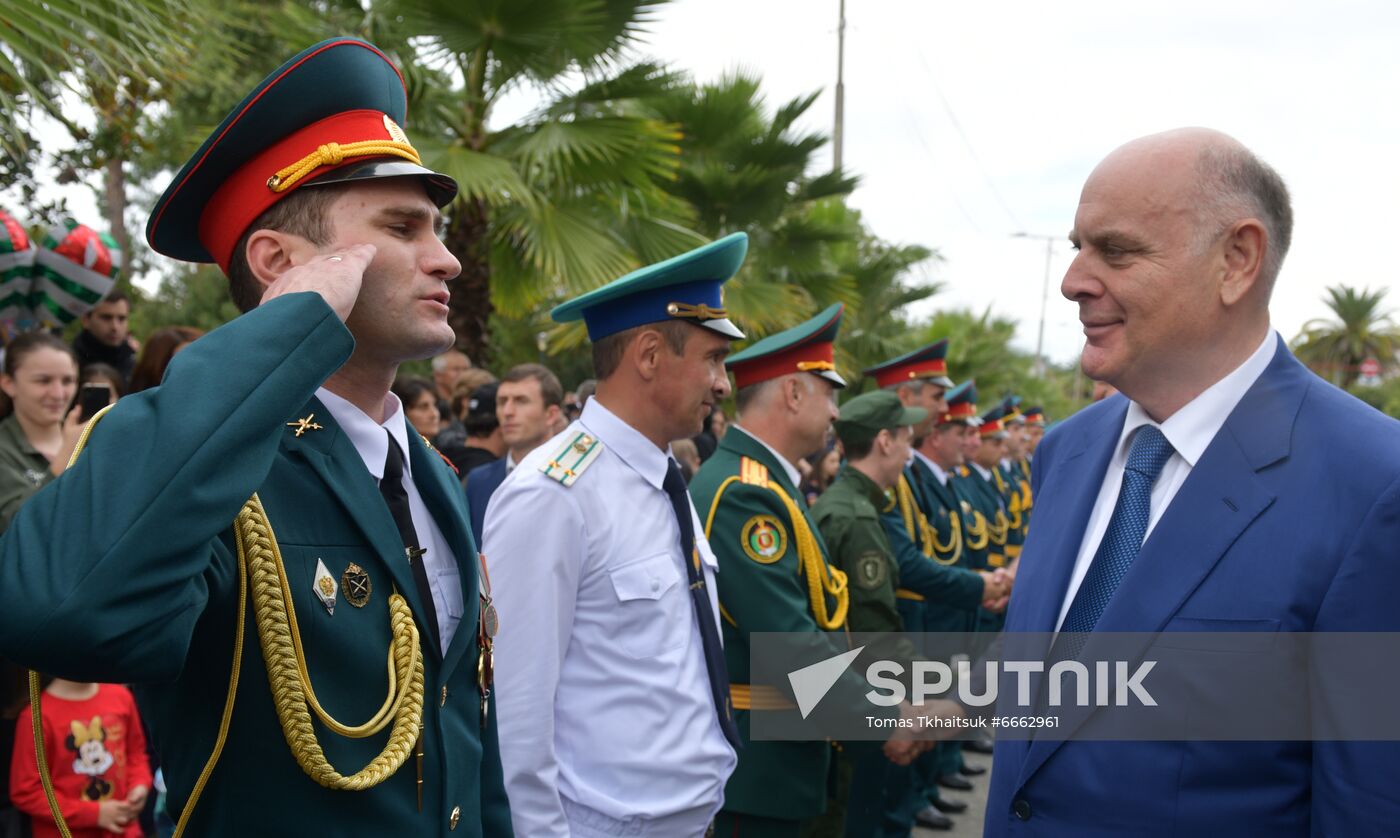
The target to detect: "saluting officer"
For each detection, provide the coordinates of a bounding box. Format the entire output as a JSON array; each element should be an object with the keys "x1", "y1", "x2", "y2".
[
  {"x1": 690, "y1": 303, "x2": 903, "y2": 837},
  {"x1": 0, "y1": 39, "x2": 509, "y2": 835},
  {"x1": 485, "y1": 235, "x2": 747, "y2": 837}
]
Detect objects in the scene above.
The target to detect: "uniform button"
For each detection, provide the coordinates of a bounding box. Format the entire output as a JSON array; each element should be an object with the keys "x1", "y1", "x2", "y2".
[
  {"x1": 441, "y1": 685, "x2": 448, "y2": 706},
  {"x1": 650, "y1": 578, "x2": 660, "y2": 592},
  {"x1": 1013, "y1": 798, "x2": 1032, "y2": 820},
  {"x1": 449, "y1": 805, "x2": 461, "y2": 830}
]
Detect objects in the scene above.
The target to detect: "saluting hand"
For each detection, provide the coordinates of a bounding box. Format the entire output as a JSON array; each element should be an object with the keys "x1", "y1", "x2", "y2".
[{"x1": 259, "y1": 244, "x2": 375, "y2": 322}]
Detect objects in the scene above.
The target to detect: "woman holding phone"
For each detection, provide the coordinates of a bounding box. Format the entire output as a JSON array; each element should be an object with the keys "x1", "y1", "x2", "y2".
[{"x1": 0, "y1": 332, "x2": 85, "y2": 532}]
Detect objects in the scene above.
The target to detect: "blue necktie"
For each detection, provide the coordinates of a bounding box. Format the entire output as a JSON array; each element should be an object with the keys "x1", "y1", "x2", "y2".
[
  {"x1": 1060, "y1": 425, "x2": 1176, "y2": 642},
  {"x1": 662, "y1": 458, "x2": 742, "y2": 749}
]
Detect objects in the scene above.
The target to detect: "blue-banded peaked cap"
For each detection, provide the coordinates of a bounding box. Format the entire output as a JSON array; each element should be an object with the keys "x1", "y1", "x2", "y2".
[{"x1": 551, "y1": 233, "x2": 747, "y2": 341}]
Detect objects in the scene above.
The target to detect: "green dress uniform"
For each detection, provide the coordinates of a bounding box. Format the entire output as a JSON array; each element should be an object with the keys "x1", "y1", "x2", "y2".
[
  {"x1": 808, "y1": 392, "x2": 929, "y2": 838},
  {"x1": 691, "y1": 304, "x2": 885, "y2": 837},
  {"x1": 0, "y1": 295, "x2": 510, "y2": 835},
  {"x1": 0, "y1": 39, "x2": 508, "y2": 836}
]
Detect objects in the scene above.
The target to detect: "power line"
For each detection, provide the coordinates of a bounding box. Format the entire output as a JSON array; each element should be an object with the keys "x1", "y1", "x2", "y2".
[{"x1": 907, "y1": 39, "x2": 1025, "y2": 232}]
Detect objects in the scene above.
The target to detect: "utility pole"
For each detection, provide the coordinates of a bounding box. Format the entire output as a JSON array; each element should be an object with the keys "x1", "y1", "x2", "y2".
[
  {"x1": 1013, "y1": 232, "x2": 1058, "y2": 377},
  {"x1": 833, "y1": 0, "x2": 846, "y2": 172}
]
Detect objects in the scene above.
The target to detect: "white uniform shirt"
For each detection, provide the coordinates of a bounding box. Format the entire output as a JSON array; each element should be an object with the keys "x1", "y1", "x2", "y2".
[
  {"x1": 913, "y1": 449, "x2": 950, "y2": 486},
  {"x1": 484, "y1": 398, "x2": 736, "y2": 838},
  {"x1": 1053, "y1": 332, "x2": 1277, "y2": 631},
  {"x1": 315, "y1": 387, "x2": 465, "y2": 649}
]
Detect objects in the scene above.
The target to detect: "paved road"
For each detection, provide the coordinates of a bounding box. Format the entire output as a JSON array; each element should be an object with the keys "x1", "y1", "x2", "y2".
[{"x1": 911, "y1": 748, "x2": 992, "y2": 838}]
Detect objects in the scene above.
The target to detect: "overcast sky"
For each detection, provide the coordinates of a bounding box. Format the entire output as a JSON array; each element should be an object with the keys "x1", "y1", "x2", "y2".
[
  {"x1": 12, "y1": 1, "x2": 1397, "y2": 365},
  {"x1": 581, "y1": 0, "x2": 1400, "y2": 364}
]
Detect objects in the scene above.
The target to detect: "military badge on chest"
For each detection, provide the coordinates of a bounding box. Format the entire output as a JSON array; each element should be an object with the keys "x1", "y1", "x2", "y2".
[
  {"x1": 312, "y1": 558, "x2": 338, "y2": 615},
  {"x1": 341, "y1": 563, "x2": 372, "y2": 608}
]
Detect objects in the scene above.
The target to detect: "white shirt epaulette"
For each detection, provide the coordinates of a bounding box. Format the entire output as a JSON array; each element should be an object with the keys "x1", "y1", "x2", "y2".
[{"x1": 539, "y1": 430, "x2": 604, "y2": 487}]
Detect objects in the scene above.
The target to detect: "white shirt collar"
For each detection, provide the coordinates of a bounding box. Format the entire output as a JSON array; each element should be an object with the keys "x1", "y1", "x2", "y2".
[
  {"x1": 728, "y1": 425, "x2": 803, "y2": 489},
  {"x1": 970, "y1": 461, "x2": 993, "y2": 480},
  {"x1": 1118, "y1": 331, "x2": 1278, "y2": 468},
  {"x1": 913, "y1": 449, "x2": 949, "y2": 485},
  {"x1": 316, "y1": 387, "x2": 412, "y2": 480},
  {"x1": 580, "y1": 397, "x2": 670, "y2": 490}
]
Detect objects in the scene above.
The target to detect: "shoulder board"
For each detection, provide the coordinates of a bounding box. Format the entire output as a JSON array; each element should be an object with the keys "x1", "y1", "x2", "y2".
[
  {"x1": 540, "y1": 431, "x2": 604, "y2": 487},
  {"x1": 739, "y1": 456, "x2": 770, "y2": 487},
  {"x1": 418, "y1": 433, "x2": 459, "y2": 475}
]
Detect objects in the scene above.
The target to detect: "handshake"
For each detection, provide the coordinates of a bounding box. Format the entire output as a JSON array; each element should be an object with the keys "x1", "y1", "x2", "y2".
[
  {"x1": 881, "y1": 700, "x2": 972, "y2": 765},
  {"x1": 978, "y1": 567, "x2": 1014, "y2": 613}
]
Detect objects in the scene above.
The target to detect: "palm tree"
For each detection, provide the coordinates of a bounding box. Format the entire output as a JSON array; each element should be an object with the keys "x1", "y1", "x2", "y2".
[
  {"x1": 1292, "y1": 285, "x2": 1400, "y2": 387},
  {"x1": 381, "y1": 0, "x2": 699, "y2": 363},
  {"x1": 643, "y1": 70, "x2": 862, "y2": 335}
]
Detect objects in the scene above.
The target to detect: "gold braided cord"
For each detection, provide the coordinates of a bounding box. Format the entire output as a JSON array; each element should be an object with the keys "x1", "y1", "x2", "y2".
[
  {"x1": 929, "y1": 512, "x2": 962, "y2": 567},
  {"x1": 964, "y1": 509, "x2": 990, "y2": 551},
  {"x1": 266, "y1": 140, "x2": 422, "y2": 193},
  {"x1": 667, "y1": 301, "x2": 727, "y2": 321},
  {"x1": 238, "y1": 494, "x2": 424, "y2": 790},
  {"x1": 703, "y1": 475, "x2": 850, "y2": 631},
  {"x1": 1006, "y1": 491, "x2": 1023, "y2": 532},
  {"x1": 895, "y1": 477, "x2": 922, "y2": 553},
  {"x1": 987, "y1": 509, "x2": 1009, "y2": 546},
  {"x1": 795, "y1": 361, "x2": 836, "y2": 372}
]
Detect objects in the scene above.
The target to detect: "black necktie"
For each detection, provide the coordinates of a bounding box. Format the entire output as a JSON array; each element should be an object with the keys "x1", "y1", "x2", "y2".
[
  {"x1": 662, "y1": 458, "x2": 742, "y2": 749},
  {"x1": 381, "y1": 430, "x2": 441, "y2": 652}
]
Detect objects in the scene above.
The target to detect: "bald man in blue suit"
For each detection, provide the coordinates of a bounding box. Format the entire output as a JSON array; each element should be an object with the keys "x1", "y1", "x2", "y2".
[{"x1": 981, "y1": 128, "x2": 1400, "y2": 837}]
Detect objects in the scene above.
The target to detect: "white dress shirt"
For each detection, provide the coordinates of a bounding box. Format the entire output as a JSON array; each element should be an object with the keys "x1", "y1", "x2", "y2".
[
  {"x1": 728, "y1": 425, "x2": 802, "y2": 488},
  {"x1": 1053, "y1": 332, "x2": 1278, "y2": 631},
  {"x1": 315, "y1": 387, "x2": 465, "y2": 650},
  {"x1": 913, "y1": 449, "x2": 950, "y2": 486},
  {"x1": 484, "y1": 398, "x2": 736, "y2": 838}
]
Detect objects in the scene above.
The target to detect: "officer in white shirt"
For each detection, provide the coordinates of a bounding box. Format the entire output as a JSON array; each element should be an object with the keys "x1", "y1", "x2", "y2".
[{"x1": 484, "y1": 234, "x2": 750, "y2": 838}]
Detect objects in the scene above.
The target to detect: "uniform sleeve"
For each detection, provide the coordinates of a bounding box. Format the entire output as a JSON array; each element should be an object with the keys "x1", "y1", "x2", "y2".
[
  {"x1": 879, "y1": 506, "x2": 984, "y2": 609},
  {"x1": 483, "y1": 470, "x2": 583, "y2": 838},
  {"x1": 833, "y1": 514, "x2": 923, "y2": 670},
  {"x1": 8, "y1": 703, "x2": 102, "y2": 828},
  {"x1": 705, "y1": 482, "x2": 882, "y2": 718},
  {"x1": 0, "y1": 293, "x2": 355, "y2": 683}
]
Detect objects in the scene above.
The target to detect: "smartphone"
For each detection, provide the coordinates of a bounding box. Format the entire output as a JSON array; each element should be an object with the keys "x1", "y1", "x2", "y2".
[{"x1": 77, "y1": 383, "x2": 113, "y2": 422}]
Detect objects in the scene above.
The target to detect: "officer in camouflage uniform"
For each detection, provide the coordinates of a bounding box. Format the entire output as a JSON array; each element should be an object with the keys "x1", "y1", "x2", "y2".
[
  {"x1": 810, "y1": 392, "x2": 930, "y2": 838},
  {"x1": 691, "y1": 305, "x2": 903, "y2": 837}
]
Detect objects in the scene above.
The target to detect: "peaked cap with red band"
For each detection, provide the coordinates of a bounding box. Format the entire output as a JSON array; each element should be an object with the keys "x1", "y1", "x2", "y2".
[
  {"x1": 726, "y1": 302, "x2": 846, "y2": 390},
  {"x1": 939, "y1": 380, "x2": 981, "y2": 427},
  {"x1": 979, "y1": 404, "x2": 1009, "y2": 439},
  {"x1": 1022, "y1": 405, "x2": 1047, "y2": 427},
  {"x1": 147, "y1": 38, "x2": 457, "y2": 270},
  {"x1": 863, "y1": 338, "x2": 955, "y2": 389}
]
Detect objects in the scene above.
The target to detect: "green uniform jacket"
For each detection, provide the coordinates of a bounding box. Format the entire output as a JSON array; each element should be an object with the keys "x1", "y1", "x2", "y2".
[
  {"x1": 0, "y1": 414, "x2": 55, "y2": 532},
  {"x1": 810, "y1": 465, "x2": 922, "y2": 673},
  {"x1": 958, "y1": 466, "x2": 1009, "y2": 633},
  {"x1": 690, "y1": 428, "x2": 879, "y2": 821},
  {"x1": 907, "y1": 458, "x2": 982, "y2": 636},
  {"x1": 0, "y1": 294, "x2": 512, "y2": 836}
]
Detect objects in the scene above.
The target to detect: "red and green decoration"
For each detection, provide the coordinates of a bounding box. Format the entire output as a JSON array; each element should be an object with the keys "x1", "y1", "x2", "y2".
[
  {"x1": 0, "y1": 208, "x2": 37, "y2": 324},
  {"x1": 32, "y1": 218, "x2": 121, "y2": 328}
]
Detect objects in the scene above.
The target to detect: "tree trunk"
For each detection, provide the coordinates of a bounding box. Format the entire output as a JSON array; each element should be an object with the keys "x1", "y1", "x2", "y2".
[
  {"x1": 103, "y1": 157, "x2": 130, "y2": 282},
  {"x1": 444, "y1": 196, "x2": 494, "y2": 365}
]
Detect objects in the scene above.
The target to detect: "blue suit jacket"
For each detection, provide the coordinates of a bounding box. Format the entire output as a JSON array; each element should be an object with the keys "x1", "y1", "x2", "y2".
[
  {"x1": 465, "y1": 456, "x2": 508, "y2": 545},
  {"x1": 986, "y1": 340, "x2": 1400, "y2": 837}
]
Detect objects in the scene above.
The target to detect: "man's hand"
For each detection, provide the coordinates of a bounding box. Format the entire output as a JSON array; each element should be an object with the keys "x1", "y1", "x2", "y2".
[
  {"x1": 918, "y1": 698, "x2": 970, "y2": 742},
  {"x1": 979, "y1": 568, "x2": 1011, "y2": 602},
  {"x1": 97, "y1": 799, "x2": 135, "y2": 833},
  {"x1": 259, "y1": 244, "x2": 375, "y2": 322}
]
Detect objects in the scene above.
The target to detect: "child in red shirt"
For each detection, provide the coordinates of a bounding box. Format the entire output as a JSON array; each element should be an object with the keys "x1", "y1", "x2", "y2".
[{"x1": 10, "y1": 680, "x2": 151, "y2": 838}]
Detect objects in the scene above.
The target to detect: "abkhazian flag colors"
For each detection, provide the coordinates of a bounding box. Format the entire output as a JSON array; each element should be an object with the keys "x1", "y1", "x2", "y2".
[
  {"x1": 31, "y1": 218, "x2": 121, "y2": 328},
  {"x1": 0, "y1": 208, "x2": 36, "y2": 323}
]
